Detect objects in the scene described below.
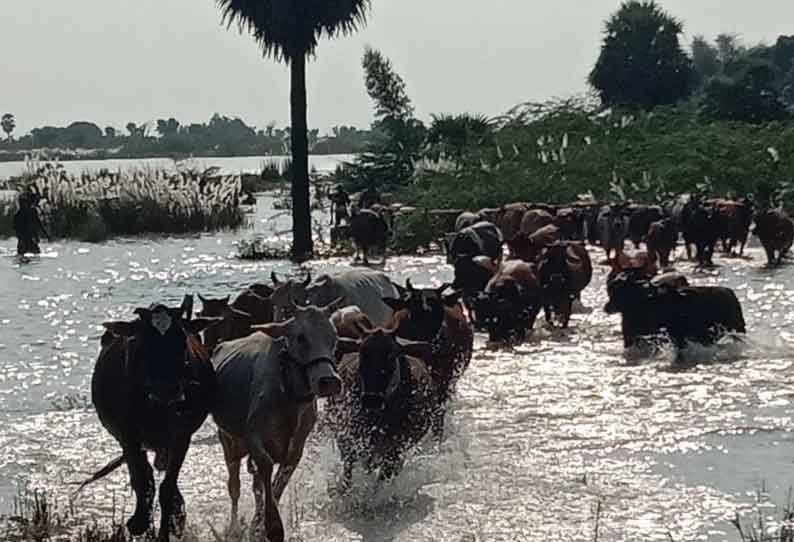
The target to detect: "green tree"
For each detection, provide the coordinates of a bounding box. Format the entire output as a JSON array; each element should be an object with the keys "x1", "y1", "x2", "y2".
[
  {"x1": 691, "y1": 35, "x2": 721, "y2": 86},
  {"x1": 589, "y1": 1, "x2": 694, "y2": 109},
  {"x1": 216, "y1": 0, "x2": 371, "y2": 262},
  {"x1": 702, "y1": 60, "x2": 790, "y2": 122},
  {"x1": 156, "y1": 117, "x2": 180, "y2": 138},
  {"x1": 362, "y1": 47, "x2": 414, "y2": 122},
  {"x1": 1, "y1": 113, "x2": 16, "y2": 141}
]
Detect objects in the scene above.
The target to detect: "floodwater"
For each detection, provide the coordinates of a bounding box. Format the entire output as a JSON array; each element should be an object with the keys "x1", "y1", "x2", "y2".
[
  {"x1": 1, "y1": 204, "x2": 794, "y2": 542},
  {"x1": 0, "y1": 154, "x2": 354, "y2": 180}
]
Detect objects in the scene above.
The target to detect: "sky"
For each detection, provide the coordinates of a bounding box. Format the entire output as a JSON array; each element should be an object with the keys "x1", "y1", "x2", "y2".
[{"x1": 2, "y1": 1, "x2": 793, "y2": 136}]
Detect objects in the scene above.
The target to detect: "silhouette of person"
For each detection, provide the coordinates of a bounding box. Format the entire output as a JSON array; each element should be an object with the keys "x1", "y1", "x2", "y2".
[
  {"x1": 14, "y1": 189, "x2": 47, "y2": 256},
  {"x1": 329, "y1": 185, "x2": 351, "y2": 226}
]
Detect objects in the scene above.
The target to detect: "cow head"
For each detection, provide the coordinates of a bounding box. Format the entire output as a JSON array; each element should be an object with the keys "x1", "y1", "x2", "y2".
[
  {"x1": 604, "y1": 269, "x2": 666, "y2": 315},
  {"x1": 269, "y1": 271, "x2": 312, "y2": 322},
  {"x1": 382, "y1": 279, "x2": 459, "y2": 341},
  {"x1": 254, "y1": 299, "x2": 344, "y2": 399},
  {"x1": 452, "y1": 255, "x2": 497, "y2": 294},
  {"x1": 357, "y1": 329, "x2": 410, "y2": 411},
  {"x1": 197, "y1": 294, "x2": 255, "y2": 350},
  {"x1": 103, "y1": 295, "x2": 221, "y2": 406}
]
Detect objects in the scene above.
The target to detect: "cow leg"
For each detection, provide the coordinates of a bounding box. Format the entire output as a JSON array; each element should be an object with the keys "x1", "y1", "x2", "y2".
[
  {"x1": 362, "y1": 245, "x2": 370, "y2": 266},
  {"x1": 526, "y1": 305, "x2": 541, "y2": 332},
  {"x1": 247, "y1": 434, "x2": 283, "y2": 542},
  {"x1": 125, "y1": 446, "x2": 155, "y2": 537},
  {"x1": 543, "y1": 305, "x2": 553, "y2": 325},
  {"x1": 218, "y1": 429, "x2": 245, "y2": 526},
  {"x1": 157, "y1": 438, "x2": 190, "y2": 542},
  {"x1": 561, "y1": 296, "x2": 573, "y2": 329},
  {"x1": 431, "y1": 402, "x2": 446, "y2": 443}
]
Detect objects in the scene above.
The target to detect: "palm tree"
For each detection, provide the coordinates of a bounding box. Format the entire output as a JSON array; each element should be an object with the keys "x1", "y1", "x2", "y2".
[{"x1": 216, "y1": 0, "x2": 371, "y2": 262}]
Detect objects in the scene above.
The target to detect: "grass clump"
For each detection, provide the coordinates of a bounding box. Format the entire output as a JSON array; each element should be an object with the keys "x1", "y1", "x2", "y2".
[{"x1": 0, "y1": 163, "x2": 244, "y2": 241}]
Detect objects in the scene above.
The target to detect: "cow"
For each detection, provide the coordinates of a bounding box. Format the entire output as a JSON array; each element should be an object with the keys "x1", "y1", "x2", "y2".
[
  {"x1": 554, "y1": 207, "x2": 583, "y2": 241},
  {"x1": 269, "y1": 272, "x2": 312, "y2": 321},
  {"x1": 455, "y1": 211, "x2": 483, "y2": 232},
  {"x1": 646, "y1": 218, "x2": 677, "y2": 268},
  {"x1": 688, "y1": 200, "x2": 720, "y2": 267},
  {"x1": 536, "y1": 242, "x2": 593, "y2": 328},
  {"x1": 714, "y1": 198, "x2": 754, "y2": 256},
  {"x1": 606, "y1": 251, "x2": 659, "y2": 284},
  {"x1": 446, "y1": 221, "x2": 503, "y2": 264},
  {"x1": 350, "y1": 207, "x2": 389, "y2": 265},
  {"x1": 270, "y1": 270, "x2": 400, "y2": 329},
  {"x1": 451, "y1": 255, "x2": 498, "y2": 321},
  {"x1": 198, "y1": 286, "x2": 274, "y2": 349},
  {"x1": 596, "y1": 205, "x2": 629, "y2": 261},
  {"x1": 496, "y1": 203, "x2": 531, "y2": 256},
  {"x1": 604, "y1": 269, "x2": 745, "y2": 352},
  {"x1": 474, "y1": 260, "x2": 542, "y2": 343},
  {"x1": 753, "y1": 209, "x2": 794, "y2": 266},
  {"x1": 88, "y1": 297, "x2": 220, "y2": 542},
  {"x1": 381, "y1": 281, "x2": 474, "y2": 438},
  {"x1": 510, "y1": 224, "x2": 562, "y2": 263},
  {"x1": 519, "y1": 209, "x2": 554, "y2": 239},
  {"x1": 327, "y1": 330, "x2": 437, "y2": 491},
  {"x1": 627, "y1": 204, "x2": 666, "y2": 248},
  {"x1": 211, "y1": 300, "x2": 343, "y2": 539}
]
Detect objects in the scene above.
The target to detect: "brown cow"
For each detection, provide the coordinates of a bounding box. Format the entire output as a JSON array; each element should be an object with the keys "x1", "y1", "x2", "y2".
[
  {"x1": 327, "y1": 330, "x2": 437, "y2": 490},
  {"x1": 211, "y1": 300, "x2": 343, "y2": 538},
  {"x1": 714, "y1": 199, "x2": 754, "y2": 256},
  {"x1": 606, "y1": 251, "x2": 659, "y2": 284},
  {"x1": 520, "y1": 209, "x2": 554, "y2": 238},
  {"x1": 754, "y1": 209, "x2": 794, "y2": 266},
  {"x1": 88, "y1": 297, "x2": 220, "y2": 542},
  {"x1": 496, "y1": 203, "x2": 530, "y2": 256},
  {"x1": 510, "y1": 224, "x2": 562, "y2": 262},
  {"x1": 198, "y1": 286, "x2": 274, "y2": 349}
]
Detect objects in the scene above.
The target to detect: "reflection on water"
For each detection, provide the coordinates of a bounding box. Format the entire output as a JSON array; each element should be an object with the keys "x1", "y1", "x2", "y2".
[{"x1": 1, "y1": 231, "x2": 794, "y2": 541}]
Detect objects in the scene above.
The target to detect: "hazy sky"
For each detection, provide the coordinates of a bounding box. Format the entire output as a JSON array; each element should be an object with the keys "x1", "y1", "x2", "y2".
[{"x1": 3, "y1": 1, "x2": 793, "y2": 135}]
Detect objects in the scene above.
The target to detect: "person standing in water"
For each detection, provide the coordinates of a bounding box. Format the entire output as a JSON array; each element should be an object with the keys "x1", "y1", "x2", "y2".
[{"x1": 14, "y1": 190, "x2": 48, "y2": 255}]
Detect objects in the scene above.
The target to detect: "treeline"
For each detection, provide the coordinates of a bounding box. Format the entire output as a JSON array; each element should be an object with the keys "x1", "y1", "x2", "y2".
[
  {"x1": 337, "y1": 1, "x2": 794, "y2": 211},
  {"x1": 0, "y1": 113, "x2": 375, "y2": 161}
]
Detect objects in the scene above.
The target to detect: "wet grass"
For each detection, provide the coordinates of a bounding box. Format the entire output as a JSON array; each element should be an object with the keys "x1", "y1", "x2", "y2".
[{"x1": 731, "y1": 484, "x2": 794, "y2": 542}]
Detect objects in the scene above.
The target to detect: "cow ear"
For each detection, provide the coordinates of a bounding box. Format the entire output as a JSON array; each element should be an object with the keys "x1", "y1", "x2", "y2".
[
  {"x1": 185, "y1": 317, "x2": 223, "y2": 335},
  {"x1": 198, "y1": 294, "x2": 210, "y2": 304},
  {"x1": 133, "y1": 308, "x2": 152, "y2": 322},
  {"x1": 103, "y1": 321, "x2": 139, "y2": 337},
  {"x1": 252, "y1": 322, "x2": 287, "y2": 339},
  {"x1": 271, "y1": 272, "x2": 281, "y2": 286},
  {"x1": 382, "y1": 297, "x2": 407, "y2": 312}
]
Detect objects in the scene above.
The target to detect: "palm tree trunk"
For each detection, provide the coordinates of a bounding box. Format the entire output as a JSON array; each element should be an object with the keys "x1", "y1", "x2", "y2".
[{"x1": 290, "y1": 54, "x2": 313, "y2": 262}]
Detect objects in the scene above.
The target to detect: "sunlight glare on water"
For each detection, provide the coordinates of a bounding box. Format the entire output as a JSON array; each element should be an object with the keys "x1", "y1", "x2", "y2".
[{"x1": 1, "y1": 212, "x2": 794, "y2": 541}]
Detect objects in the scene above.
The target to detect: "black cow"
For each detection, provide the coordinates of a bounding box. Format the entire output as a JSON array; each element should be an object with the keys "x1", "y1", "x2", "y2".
[
  {"x1": 754, "y1": 209, "x2": 794, "y2": 266},
  {"x1": 627, "y1": 205, "x2": 666, "y2": 248},
  {"x1": 447, "y1": 221, "x2": 503, "y2": 264},
  {"x1": 474, "y1": 261, "x2": 542, "y2": 343},
  {"x1": 604, "y1": 269, "x2": 745, "y2": 351},
  {"x1": 350, "y1": 208, "x2": 389, "y2": 265}
]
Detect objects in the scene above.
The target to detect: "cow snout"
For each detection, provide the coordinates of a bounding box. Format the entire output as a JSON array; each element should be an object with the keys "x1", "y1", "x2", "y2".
[
  {"x1": 361, "y1": 393, "x2": 386, "y2": 411},
  {"x1": 307, "y1": 360, "x2": 342, "y2": 398}
]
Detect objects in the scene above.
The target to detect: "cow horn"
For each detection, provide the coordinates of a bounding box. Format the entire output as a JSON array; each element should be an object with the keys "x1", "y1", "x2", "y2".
[
  {"x1": 405, "y1": 278, "x2": 415, "y2": 291},
  {"x1": 180, "y1": 295, "x2": 194, "y2": 321},
  {"x1": 302, "y1": 272, "x2": 312, "y2": 288},
  {"x1": 437, "y1": 282, "x2": 451, "y2": 294},
  {"x1": 271, "y1": 271, "x2": 281, "y2": 286}
]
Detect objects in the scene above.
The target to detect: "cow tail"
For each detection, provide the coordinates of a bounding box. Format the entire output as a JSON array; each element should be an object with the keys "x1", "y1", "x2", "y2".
[{"x1": 70, "y1": 454, "x2": 126, "y2": 499}]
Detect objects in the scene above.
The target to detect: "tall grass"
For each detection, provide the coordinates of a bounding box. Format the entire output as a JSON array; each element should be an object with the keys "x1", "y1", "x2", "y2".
[{"x1": 0, "y1": 164, "x2": 244, "y2": 241}]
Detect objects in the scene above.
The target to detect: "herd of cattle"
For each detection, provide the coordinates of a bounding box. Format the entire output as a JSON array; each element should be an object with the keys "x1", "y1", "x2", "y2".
[{"x1": 82, "y1": 194, "x2": 791, "y2": 541}]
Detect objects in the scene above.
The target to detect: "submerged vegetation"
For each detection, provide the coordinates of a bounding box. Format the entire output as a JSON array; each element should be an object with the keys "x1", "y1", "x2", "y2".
[{"x1": 0, "y1": 164, "x2": 243, "y2": 242}]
